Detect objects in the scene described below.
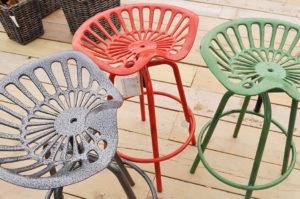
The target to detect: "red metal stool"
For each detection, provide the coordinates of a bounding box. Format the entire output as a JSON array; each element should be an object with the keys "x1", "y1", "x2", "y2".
[{"x1": 72, "y1": 4, "x2": 199, "y2": 192}]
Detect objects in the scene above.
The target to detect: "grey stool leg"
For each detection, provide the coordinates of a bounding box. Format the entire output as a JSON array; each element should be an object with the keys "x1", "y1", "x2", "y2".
[
  {"x1": 88, "y1": 152, "x2": 135, "y2": 187},
  {"x1": 45, "y1": 187, "x2": 64, "y2": 199},
  {"x1": 122, "y1": 159, "x2": 158, "y2": 199},
  {"x1": 115, "y1": 154, "x2": 135, "y2": 186},
  {"x1": 87, "y1": 153, "x2": 136, "y2": 198},
  {"x1": 54, "y1": 187, "x2": 64, "y2": 199},
  {"x1": 44, "y1": 145, "x2": 63, "y2": 199},
  {"x1": 83, "y1": 129, "x2": 135, "y2": 187},
  {"x1": 107, "y1": 164, "x2": 137, "y2": 199}
]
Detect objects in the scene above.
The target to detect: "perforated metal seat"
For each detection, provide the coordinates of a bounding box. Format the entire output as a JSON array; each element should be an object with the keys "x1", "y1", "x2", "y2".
[
  {"x1": 200, "y1": 18, "x2": 300, "y2": 99},
  {"x1": 0, "y1": 51, "x2": 157, "y2": 199},
  {"x1": 72, "y1": 4, "x2": 199, "y2": 76}
]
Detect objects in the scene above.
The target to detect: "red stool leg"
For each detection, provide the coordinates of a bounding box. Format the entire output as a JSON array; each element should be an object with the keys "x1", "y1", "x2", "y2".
[
  {"x1": 108, "y1": 74, "x2": 116, "y2": 100},
  {"x1": 139, "y1": 71, "x2": 146, "y2": 121},
  {"x1": 110, "y1": 72, "x2": 146, "y2": 121},
  {"x1": 168, "y1": 61, "x2": 196, "y2": 146},
  {"x1": 109, "y1": 74, "x2": 116, "y2": 83},
  {"x1": 148, "y1": 60, "x2": 196, "y2": 145},
  {"x1": 142, "y1": 68, "x2": 163, "y2": 192}
]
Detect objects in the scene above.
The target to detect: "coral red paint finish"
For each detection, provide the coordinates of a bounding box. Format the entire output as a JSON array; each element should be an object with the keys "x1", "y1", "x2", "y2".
[
  {"x1": 73, "y1": 3, "x2": 198, "y2": 76},
  {"x1": 73, "y1": 4, "x2": 199, "y2": 192}
]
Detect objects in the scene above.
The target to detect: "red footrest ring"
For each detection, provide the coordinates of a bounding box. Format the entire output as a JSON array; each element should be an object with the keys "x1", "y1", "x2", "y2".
[{"x1": 118, "y1": 90, "x2": 196, "y2": 163}]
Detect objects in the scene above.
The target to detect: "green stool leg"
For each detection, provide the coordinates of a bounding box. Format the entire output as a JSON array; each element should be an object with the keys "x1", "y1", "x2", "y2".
[
  {"x1": 245, "y1": 93, "x2": 272, "y2": 199},
  {"x1": 190, "y1": 155, "x2": 201, "y2": 174},
  {"x1": 254, "y1": 95, "x2": 263, "y2": 113},
  {"x1": 282, "y1": 99, "x2": 298, "y2": 174},
  {"x1": 233, "y1": 96, "x2": 251, "y2": 138},
  {"x1": 190, "y1": 91, "x2": 234, "y2": 174}
]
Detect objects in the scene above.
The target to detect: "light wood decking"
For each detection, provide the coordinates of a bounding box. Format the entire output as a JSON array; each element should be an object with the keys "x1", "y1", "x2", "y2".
[{"x1": 1, "y1": 0, "x2": 300, "y2": 198}]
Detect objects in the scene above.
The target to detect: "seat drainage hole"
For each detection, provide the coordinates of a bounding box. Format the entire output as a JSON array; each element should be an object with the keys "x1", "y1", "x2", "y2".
[
  {"x1": 70, "y1": 118, "x2": 78, "y2": 123},
  {"x1": 125, "y1": 61, "x2": 135, "y2": 68},
  {"x1": 268, "y1": 68, "x2": 274, "y2": 72},
  {"x1": 140, "y1": 45, "x2": 145, "y2": 48}
]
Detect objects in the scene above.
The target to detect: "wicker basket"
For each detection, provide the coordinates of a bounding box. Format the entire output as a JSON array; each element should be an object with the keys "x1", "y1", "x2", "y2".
[
  {"x1": 0, "y1": 0, "x2": 44, "y2": 45},
  {"x1": 39, "y1": 0, "x2": 60, "y2": 17},
  {"x1": 59, "y1": 0, "x2": 120, "y2": 34}
]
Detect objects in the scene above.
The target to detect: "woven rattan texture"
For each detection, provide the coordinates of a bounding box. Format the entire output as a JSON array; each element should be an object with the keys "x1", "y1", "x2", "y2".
[
  {"x1": 39, "y1": 0, "x2": 61, "y2": 18},
  {"x1": 59, "y1": 0, "x2": 120, "y2": 34},
  {"x1": 0, "y1": 0, "x2": 44, "y2": 45}
]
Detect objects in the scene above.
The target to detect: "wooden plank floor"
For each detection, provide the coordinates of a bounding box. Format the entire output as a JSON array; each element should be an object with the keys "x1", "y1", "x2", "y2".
[{"x1": 1, "y1": 0, "x2": 300, "y2": 198}]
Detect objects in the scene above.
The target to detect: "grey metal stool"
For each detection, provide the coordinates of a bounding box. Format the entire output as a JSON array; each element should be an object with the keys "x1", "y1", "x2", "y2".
[{"x1": 0, "y1": 51, "x2": 157, "y2": 199}]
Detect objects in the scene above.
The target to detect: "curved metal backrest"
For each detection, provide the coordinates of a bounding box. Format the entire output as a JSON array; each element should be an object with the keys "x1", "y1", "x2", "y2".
[
  {"x1": 73, "y1": 3, "x2": 199, "y2": 75},
  {"x1": 201, "y1": 18, "x2": 300, "y2": 100},
  {"x1": 0, "y1": 51, "x2": 123, "y2": 189}
]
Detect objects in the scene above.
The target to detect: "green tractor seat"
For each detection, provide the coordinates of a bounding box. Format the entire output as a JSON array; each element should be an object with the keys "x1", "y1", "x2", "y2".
[{"x1": 201, "y1": 18, "x2": 300, "y2": 100}]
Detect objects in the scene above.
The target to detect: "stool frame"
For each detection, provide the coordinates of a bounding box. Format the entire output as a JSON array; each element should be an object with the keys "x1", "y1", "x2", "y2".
[
  {"x1": 191, "y1": 18, "x2": 300, "y2": 199},
  {"x1": 191, "y1": 91, "x2": 297, "y2": 199},
  {"x1": 72, "y1": 4, "x2": 199, "y2": 192}
]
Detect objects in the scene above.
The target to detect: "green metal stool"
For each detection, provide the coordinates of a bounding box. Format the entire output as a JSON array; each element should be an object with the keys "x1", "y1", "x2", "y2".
[{"x1": 190, "y1": 18, "x2": 300, "y2": 198}]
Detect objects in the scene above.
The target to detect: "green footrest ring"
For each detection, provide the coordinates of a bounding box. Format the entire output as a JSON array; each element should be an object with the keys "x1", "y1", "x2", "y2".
[{"x1": 197, "y1": 109, "x2": 296, "y2": 191}]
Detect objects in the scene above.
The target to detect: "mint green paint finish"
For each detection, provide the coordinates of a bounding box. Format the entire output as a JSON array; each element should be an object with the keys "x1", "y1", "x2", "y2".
[{"x1": 201, "y1": 18, "x2": 300, "y2": 100}]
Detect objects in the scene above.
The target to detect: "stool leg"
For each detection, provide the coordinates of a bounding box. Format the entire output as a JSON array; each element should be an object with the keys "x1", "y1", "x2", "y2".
[
  {"x1": 148, "y1": 59, "x2": 196, "y2": 145},
  {"x1": 233, "y1": 96, "x2": 251, "y2": 138},
  {"x1": 168, "y1": 61, "x2": 196, "y2": 145},
  {"x1": 109, "y1": 74, "x2": 116, "y2": 101},
  {"x1": 110, "y1": 72, "x2": 146, "y2": 122},
  {"x1": 147, "y1": 59, "x2": 196, "y2": 145},
  {"x1": 139, "y1": 71, "x2": 146, "y2": 121},
  {"x1": 108, "y1": 164, "x2": 137, "y2": 199},
  {"x1": 45, "y1": 188, "x2": 63, "y2": 199},
  {"x1": 143, "y1": 68, "x2": 163, "y2": 192},
  {"x1": 245, "y1": 93, "x2": 272, "y2": 199},
  {"x1": 282, "y1": 99, "x2": 298, "y2": 174},
  {"x1": 44, "y1": 144, "x2": 57, "y2": 176},
  {"x1": 54, "y1": 187, "x2": 64, "y2": 199},
  {"x1": 109, "y1": 74, "x2": 116, "y2": 83},
  {"x1": 254, "y1": 95, "x2": 263, "y2": 113},
  {"x1": 44, "y1": 145, "x2": 62, "y2": 199},
  {"x1": 122, "y1": 159, "x2": 158, "y2": 199},
  {"x1": 115, "y1": 153, "x2": 135, "y2": 186},
  {"x1": 190, "y1": 91, "x2": 234, "y2": 173}
]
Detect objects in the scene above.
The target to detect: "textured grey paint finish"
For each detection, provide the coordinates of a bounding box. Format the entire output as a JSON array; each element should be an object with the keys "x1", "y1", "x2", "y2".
[{"x1": 0, "y1": 51, "x2": 123, "y2": 189}]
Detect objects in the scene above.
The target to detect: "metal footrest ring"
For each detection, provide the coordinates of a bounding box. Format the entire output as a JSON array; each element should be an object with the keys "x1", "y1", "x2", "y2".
[
  {"x1": 119, "y1": 90, "x2": 196, "y2": 163},
  {"x1": 45, "y1": 159, "x2": 158, "y2": 199},
  {"x1": 122, "y1": 159, "x2": 158, "y2": 199},
  {"x1": 197, "y1": 109, "x2": 296, "y2": 191}
]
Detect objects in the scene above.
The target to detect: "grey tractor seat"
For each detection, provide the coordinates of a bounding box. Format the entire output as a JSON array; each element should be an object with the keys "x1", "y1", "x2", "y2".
[{"x1": 0, "y1": 51, "x2": 157, "y2": 199}]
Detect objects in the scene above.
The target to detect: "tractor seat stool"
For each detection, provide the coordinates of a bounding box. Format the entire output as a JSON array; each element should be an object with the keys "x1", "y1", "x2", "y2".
[
  {"x1": 0, "y1": 51, "x2": 157, "y2": 199},
  {"x1": 190, "y1": 18, "x2": 300, "y2": 199},
  {"x1": 72, "y1": 3, "x2": 199, "y2": 192}
]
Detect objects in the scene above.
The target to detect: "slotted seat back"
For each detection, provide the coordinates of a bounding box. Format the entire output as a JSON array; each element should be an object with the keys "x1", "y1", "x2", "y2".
[
  {"x1": 73, "y1": 4, "x2": 199, "y2": 75},
  {"x1": 0, "y1": 51, "x2": 122, "y2": 189},
  {"x1": 201, "y1": 18, "x2": 300, "y2": 99}
]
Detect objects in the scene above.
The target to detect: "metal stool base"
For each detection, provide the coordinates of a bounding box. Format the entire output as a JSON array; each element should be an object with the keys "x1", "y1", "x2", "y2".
[
  {"x1": 109, "y1": 59, "x2": 196, "y2": 192},
  {"x1": 190, "y1": 92, "x2": 297, "y2": 199},
  {"x1": 46, "y1": 159, "x2": 158, "y2": 199}
]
